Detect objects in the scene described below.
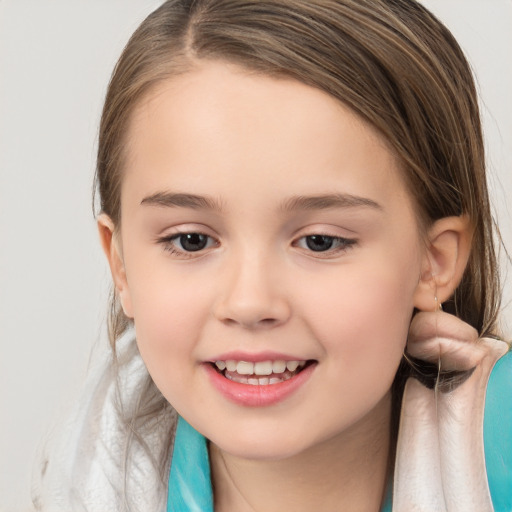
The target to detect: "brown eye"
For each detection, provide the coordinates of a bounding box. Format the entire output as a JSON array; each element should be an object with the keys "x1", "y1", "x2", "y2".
[
  {"x1": 175, "y1": 233, "x2": 210, "y2": 252},
  {"x1": 294, "y1": 234, "x2": 357, "y2": 255},
  {"x1": 305, "y1": 235, "x2": 335, "y2": 252}
]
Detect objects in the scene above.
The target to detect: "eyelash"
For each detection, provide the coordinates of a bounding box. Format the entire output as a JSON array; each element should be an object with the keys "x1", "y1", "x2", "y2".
[
  {"x1": 156, "y1": 232, "x2": 219, "y2": 259},
  {"x1": 293, "y1": 234, "x2": 357, "y2": 257},
  {"x1": 156, "y1": 232, "x2": 357, "y2": 258}
]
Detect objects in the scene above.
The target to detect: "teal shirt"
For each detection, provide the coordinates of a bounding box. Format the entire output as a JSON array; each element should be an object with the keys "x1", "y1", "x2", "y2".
[{"x1": 167, "y1": 351, "x2": 512, "y2": 512}]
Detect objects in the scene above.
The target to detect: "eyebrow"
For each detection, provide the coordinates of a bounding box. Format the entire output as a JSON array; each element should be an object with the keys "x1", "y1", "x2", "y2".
[
  {"x1": 140, "y1": 191, "x2": 382, "y2": 213},
  {"x1": 141, "y1": 192, "x2": 224, "y2": 211},
  {"x1": 281, "y1": 194, "x2": 382, "y2": 212}
]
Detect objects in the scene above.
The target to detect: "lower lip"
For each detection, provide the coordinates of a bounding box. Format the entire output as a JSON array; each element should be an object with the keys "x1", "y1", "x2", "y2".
[{"x1": 204, "y1": 363, "x2": 316, "y2": 407}]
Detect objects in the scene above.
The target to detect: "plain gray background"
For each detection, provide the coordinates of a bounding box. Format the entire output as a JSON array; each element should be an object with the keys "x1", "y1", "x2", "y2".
[{"x1": 0, "y1": 1, "x2": 511, "y2": 510}]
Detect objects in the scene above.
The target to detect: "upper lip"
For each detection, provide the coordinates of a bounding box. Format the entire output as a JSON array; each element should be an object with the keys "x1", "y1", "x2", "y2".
[{"x1": 206, "y1": 351, "x2": 311, "y2": 363}]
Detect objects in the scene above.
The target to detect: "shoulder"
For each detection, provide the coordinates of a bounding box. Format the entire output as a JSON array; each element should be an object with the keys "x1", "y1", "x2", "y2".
[
  {"x1": 32, "y1": 329, "x2": 176, "y2": 512},
  {"x1": 484, "y1": 348, "x2": 512, "y2": 512}
]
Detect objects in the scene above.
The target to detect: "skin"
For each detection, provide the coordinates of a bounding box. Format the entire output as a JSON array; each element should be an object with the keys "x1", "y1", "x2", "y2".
[{"x1": 99, "y1": 61, "x2": 472, "y2": 511}]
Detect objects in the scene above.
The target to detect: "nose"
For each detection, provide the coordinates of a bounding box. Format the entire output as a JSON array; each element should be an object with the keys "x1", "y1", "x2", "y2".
[{"x1": 213, "y1": 252, "x2": 291, "y2": 330}]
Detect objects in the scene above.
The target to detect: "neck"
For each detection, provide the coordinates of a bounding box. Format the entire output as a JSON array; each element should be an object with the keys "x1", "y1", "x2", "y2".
[{"x1": 210, "y1": 392, "x2": 393, "y2": 512}]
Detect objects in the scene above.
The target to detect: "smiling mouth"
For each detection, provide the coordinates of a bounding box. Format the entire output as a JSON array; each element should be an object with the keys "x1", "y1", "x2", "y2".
[{"x1": 211, "y1": 359, "x2": 315, "y2": 385}]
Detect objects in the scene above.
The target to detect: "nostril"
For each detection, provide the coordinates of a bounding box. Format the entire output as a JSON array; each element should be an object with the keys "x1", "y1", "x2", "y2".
[
  {"x1": 238, "y1": 317, "x2": 280, "y2": 329},
  {"x1": 213, "y1": 289, "x2": 291, "y2": 328}
]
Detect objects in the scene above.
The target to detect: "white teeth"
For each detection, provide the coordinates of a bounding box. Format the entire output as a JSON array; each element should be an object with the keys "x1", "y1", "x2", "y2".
[
  {"x1": 214, "y1": 359, "x2": 308, "y2": 382},
  {"x1": 236, "y1": 361, "x2": 254, "y2": 375},
  {"x1": 272, "y1": 360, "x2": 287, "y2": 373},
  {"x1": 254, "y1": 361, "x2": 273, "y2": 375},
  {"x1": 225, "y1": 373, "x2": 290, "y2": 385},
  {"x1": 226, "y1": 360, "x2": 237, "y2": 372},
  {"x1": 286, "y1": 360, "x2": 299, "y2": 372}
]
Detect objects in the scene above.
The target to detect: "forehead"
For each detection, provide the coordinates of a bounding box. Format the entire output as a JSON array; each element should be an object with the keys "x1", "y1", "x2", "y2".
[{"x1": 123, "y1": 61, "x2": 413, "y2": 215}]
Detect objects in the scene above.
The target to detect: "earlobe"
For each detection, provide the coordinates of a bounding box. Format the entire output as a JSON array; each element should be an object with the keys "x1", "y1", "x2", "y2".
[
  {"x1": 97, "y1": 214, "x2": 134, "y2": 318},
  {"x1": 413, "y1": 216, "x2": 473, "y2": 311}
]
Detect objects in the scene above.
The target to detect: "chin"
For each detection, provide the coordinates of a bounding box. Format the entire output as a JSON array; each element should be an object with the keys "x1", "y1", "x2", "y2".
[{"x1": 208, "y1": 420, "x2": 329, "y2": 462}]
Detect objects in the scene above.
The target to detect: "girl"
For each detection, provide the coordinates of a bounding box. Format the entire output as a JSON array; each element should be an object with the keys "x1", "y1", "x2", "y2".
[{"x1": 33, "y1": 1, "x2": 511, "y2": 510}]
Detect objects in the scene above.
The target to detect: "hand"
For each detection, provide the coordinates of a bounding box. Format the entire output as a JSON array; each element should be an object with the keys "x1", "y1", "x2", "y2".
[
  {"x1": 407, "y1": 310, "x2": 497, "y2": 370},
  {"x1": 405, "y1": 311, "x2": 499, "y2": 392},
  {"x1": 393, "y1": 311, "x2": 508, "y2": 512}
]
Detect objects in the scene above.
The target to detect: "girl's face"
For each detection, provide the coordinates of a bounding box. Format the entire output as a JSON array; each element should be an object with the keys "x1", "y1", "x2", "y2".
[{"x1": 111, "y1": 61, "x2": 428, "y2": 459}]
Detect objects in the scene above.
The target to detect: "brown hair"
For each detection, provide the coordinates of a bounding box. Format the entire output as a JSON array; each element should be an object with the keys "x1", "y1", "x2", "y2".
[{"x1": 94, "y1": 0, "x2": 502, "y2": 491}]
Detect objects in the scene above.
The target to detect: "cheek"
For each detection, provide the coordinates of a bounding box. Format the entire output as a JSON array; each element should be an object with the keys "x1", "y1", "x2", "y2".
[
  {"x1": 129, "y1": 277, "x2": 215, "y2": 412},
  {"x1": 123, "y1": 258, "x2": 214, "y2": 381},
  {"x1": 302, "y1": 254, "x2": 420, "y2": 377}
]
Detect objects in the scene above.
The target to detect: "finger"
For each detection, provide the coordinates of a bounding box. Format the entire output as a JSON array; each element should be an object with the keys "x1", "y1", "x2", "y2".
[
  {"x1": 408, "y1": 312, "x2": 481, "y2": 371},
  {"x1": 409, "y1": 311, "x2": 478, "y2": 345}
]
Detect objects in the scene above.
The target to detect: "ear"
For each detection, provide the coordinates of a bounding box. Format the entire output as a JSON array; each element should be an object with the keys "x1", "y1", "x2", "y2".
[
  {"x1": 413, "y1": 216, "x2": 473, "y2": 311},
  {"x1": 97, "y1": 214, "x2": 134, "y2": 318}
]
